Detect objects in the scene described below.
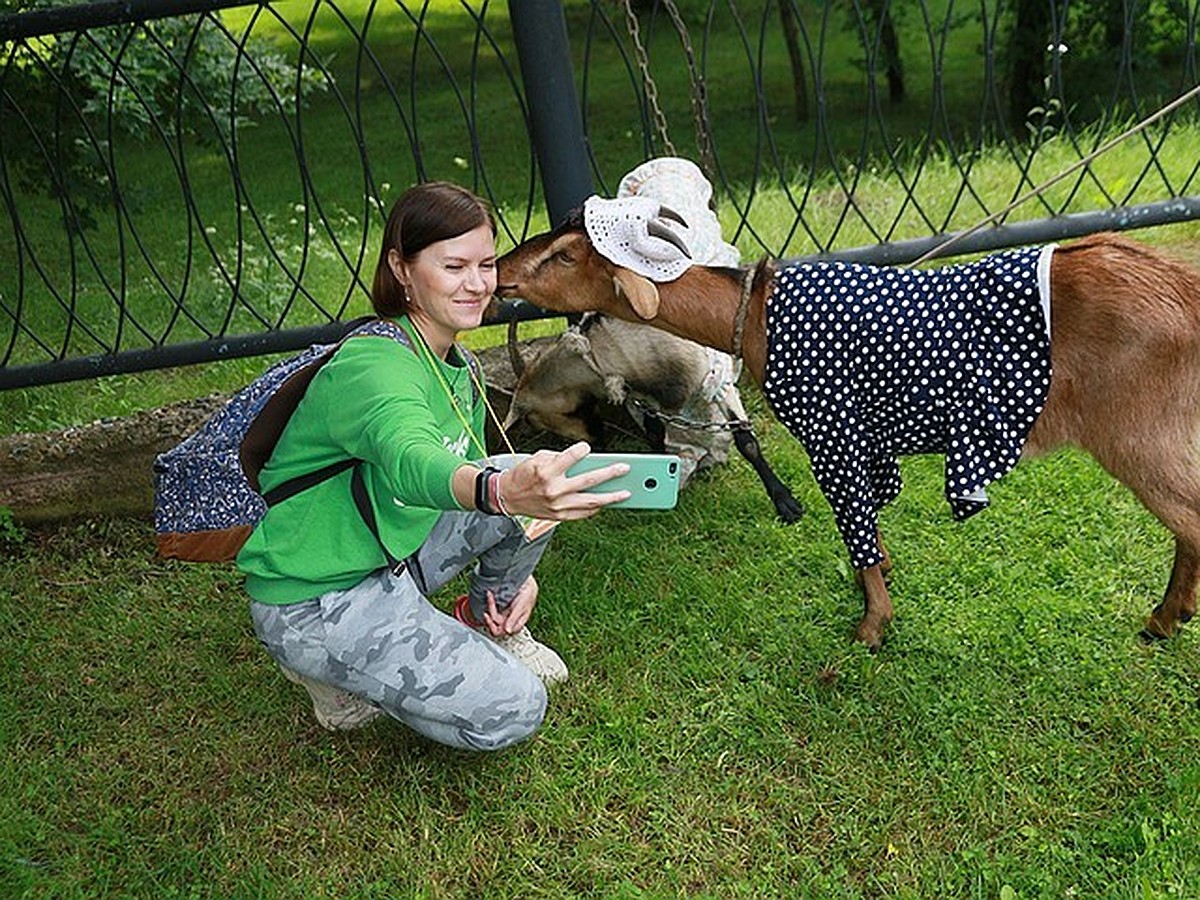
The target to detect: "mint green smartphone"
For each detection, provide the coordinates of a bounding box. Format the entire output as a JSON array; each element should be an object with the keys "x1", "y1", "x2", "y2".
[{"x1": 566, "y1": 453, "x2": 682, "y2": 510}]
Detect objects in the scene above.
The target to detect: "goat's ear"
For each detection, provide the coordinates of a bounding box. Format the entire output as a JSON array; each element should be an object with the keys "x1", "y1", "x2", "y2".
[
  {"x1": 612, "y1": 267, "x2": 660, "y2": 319},
  {"x1": 502, "y1": 399, "x2": 532, "y2": 431}
]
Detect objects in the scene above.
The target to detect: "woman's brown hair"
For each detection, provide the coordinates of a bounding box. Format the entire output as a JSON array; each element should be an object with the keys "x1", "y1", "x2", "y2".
[{"x1": 371, "y1": 181, "x2": 497, "y2": 317}]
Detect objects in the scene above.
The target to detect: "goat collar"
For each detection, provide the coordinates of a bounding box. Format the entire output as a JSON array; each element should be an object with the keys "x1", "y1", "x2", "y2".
[{"x1": 731, "y1": 266, "x2": 757, "y2": 362}]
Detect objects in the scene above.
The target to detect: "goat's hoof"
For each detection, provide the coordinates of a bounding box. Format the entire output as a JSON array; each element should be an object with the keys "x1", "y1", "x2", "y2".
[
  {"x1": 1142, "y1": 605, "x2": 1192, "y2": 641},
  {"x1": 775, "y1": 498, "x2": 804, "y2": 525},
  {"x1": 854, "y1": 624, "x2": 886, "y2": 654},
  {"x1": 858, "y1": 636, "x2": 884, "y2": 655},
  {"x1": 1139, "y1": 615, "x2": 1177, "y2": 642}
]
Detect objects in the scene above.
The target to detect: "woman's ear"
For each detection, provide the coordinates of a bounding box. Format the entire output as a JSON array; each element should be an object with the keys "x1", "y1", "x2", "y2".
[{"x1": 387, "y1": 248, "x2": 407, "y2": 286}]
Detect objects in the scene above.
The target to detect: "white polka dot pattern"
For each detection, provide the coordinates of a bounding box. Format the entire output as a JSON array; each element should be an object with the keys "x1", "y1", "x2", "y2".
[{"x1": 762, "y1": 247, "x2": 1052, "y2": 570}]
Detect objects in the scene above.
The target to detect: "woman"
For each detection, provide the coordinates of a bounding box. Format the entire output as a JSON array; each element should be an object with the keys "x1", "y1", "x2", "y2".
[{"x1": 236, "y1": 181, "x2": 630, "y2": 750}]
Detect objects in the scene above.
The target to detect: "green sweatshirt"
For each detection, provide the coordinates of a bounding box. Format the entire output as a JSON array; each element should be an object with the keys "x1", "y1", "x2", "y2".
[{"x1": 236, "y1": 317, "x2": 486, "y2": 604}]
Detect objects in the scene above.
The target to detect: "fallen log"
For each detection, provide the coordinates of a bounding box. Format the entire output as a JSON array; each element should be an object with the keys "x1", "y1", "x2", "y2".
[
  {"x1": 0, "y1": 395, "x2": 226, "y2": 524},
  {"x1": 0, "y1": 341, "x2": 637, "y2": 524}
]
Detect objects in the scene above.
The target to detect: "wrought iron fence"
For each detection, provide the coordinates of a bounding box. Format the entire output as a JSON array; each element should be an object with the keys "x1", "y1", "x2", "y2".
[{"x1": 2, "y1": 0, "x2": 1199, "y2": 389}]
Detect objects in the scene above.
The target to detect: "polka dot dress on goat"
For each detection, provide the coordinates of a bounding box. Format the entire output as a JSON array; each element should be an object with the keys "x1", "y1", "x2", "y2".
[{"x1": 763, "y1": 245, "x2": 1055, "y2": 570}]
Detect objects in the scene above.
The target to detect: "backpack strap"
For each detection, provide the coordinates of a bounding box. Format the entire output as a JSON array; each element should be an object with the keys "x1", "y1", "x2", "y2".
[
  {"x1": 258, "y1": 459, "x2": 400, "y2": 573},
  {"x1": 246, "y1": 317, "x2": 478, "y2": 574},
  {"x1": 239, "y1": 318, "x2": 416, "y2": 491},
  {"x1": 260, "y1": 458, "x2": 359, "y2": 507},
  {"x1": 239, "y1": 316, "x2": 379, "y2": 492},
  {"x1": 350, "y1": 462, "x2": 403, "y2": 572}
]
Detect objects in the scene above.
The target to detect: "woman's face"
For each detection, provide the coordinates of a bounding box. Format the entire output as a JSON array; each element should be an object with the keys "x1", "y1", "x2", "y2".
[{"x1": 389, "y1": 223, "x2": 496, "y2": 356}]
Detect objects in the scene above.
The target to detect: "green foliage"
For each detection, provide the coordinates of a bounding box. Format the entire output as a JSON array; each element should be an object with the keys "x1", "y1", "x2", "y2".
[
  {"x1": 2, "y1": 2, "x2": 325, "y2": 224},
  {"x1": 0, "y1": 506, "x2": 26, "y2": 548}
]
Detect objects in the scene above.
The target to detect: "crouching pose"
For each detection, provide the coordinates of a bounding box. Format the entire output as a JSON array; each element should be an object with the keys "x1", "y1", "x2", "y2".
[{"x1": 237, "y1": 182, "x2": 630, "y2": 750}]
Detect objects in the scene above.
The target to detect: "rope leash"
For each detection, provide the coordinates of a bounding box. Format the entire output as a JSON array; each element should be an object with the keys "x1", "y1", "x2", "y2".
[
  {"x1": 909, "y1": 80, "x2": 1200, "y2": 267},
  {"x1": 731, "y1": 264, "x2": 757, "y2": 361},
  {"x1": 696, "y1": 85, "x2": 1200, "y2": 434}
]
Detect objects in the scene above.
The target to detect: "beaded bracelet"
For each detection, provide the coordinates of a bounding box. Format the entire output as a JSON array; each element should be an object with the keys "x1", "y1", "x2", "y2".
[{"x1": 491, "y1": 468, "x2": 512, "y2": 517}]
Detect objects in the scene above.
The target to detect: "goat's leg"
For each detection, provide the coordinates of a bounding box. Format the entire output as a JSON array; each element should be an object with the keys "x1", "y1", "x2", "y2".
[
  {"x1": 877, "y1": 529, "x2": 893, "y2": 576},
  {"x1": 1033, "y1": 233, "x2": 1200, "y2": 639},
  {"x1": 1073, "y1": 435, "x2": 1200, "y2": 640},
  {"x1": 1143, "y1": 538, "x2": 1200, "y2": 640},
  {"x1": 1102, "y1": 469, "x2": 1200, "y2": 640},
  {"x1": 732, "y1": 426, "x2": 804, "y2": 523},
  {"x1": 642, "y1": 411, "x2": 667, "y2": 453},
  {"x1": 854, "y1": 564, "x2": 894, "y2": 651},
  {"x1": 855, "y1": 530, "x2": 894, "y2": 586}
]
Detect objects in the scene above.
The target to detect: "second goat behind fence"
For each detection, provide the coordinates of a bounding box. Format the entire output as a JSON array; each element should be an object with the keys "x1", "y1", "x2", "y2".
[{"x1": 503, "y1": 311, "x2": 803, "y2": 523}]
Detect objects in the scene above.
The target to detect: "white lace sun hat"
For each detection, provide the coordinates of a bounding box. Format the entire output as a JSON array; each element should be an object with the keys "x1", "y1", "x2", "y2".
[
  {"x1": 583, "y1": 194, "x2": 693, "y2": 283},
  {"x1": 617, "y1": 157, "x2": 741, "y2": 268}
]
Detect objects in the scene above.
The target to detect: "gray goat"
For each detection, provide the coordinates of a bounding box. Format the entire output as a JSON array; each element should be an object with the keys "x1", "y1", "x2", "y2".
[{"x1": 503, "y1": 311, "x2": 804, "y2": 523}]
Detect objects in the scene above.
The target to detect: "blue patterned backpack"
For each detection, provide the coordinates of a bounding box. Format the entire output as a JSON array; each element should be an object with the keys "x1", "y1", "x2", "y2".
[{"x1": 152, "y1": 318, "x2": 480, "y2": 562}]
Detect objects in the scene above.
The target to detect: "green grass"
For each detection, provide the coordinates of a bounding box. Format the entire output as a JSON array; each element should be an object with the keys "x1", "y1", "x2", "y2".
[
  {"x1": 2, "y1": 388, "x2": 1198, "y2": 896},
  {"x1": 4, "y1": 3, "x2": 1200, "y2": 895}
]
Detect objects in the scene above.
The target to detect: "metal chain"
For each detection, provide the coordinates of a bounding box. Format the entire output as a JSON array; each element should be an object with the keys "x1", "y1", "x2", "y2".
[
  {"x1": 620, "y1": 0, "x2": 675, "y2": 155},
  {"x1": 659, "y1": 0, "x2": 715, "y2": 175},
  {"x1": 617, "y1": 0, "x2": 717, "y2": 174},
  {"x1": 631, "y1": 397, "x2": 751, "y2": 433}
]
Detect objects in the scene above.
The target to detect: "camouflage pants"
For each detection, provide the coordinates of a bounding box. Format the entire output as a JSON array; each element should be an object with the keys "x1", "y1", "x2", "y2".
[{"x1": 250, "y1": 497, "x2": 554, "y2": 751}]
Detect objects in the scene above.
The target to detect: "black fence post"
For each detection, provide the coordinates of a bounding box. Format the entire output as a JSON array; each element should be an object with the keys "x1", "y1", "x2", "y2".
[{"x1": 508, "y1": 0, "x2": 594, "y2": 225}]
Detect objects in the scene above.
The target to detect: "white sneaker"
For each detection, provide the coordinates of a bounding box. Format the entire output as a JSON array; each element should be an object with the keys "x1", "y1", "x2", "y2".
[
  {"x1": 279, "y1": 665, "x2": 384, "y2": 731},
  {"x1": 453, "y1": 595, "x2": 569, "y2": 685}
]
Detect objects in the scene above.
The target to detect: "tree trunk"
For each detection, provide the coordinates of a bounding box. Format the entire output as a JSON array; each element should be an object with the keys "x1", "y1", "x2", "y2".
[
  {"x1": 1009, "y1": 0, "x2": 1050, "y2": 126},
  {"x1": 0, "y1": 396, "x2": 226, "y2": 524},
  {"x1": 779, "y1": 1, "x2": 809, "y2": 121},
  {"x1": 878, "y1": 5, "x2": 905, "y2": 103}
]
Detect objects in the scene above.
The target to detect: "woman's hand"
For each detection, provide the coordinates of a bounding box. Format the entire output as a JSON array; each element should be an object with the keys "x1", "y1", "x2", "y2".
[
  {"x1": 483, "y1": 576, "x2": 538, "y2": 636},
  {"x1": 498, "y1": 441, "x2": 630, "y2": 521}
]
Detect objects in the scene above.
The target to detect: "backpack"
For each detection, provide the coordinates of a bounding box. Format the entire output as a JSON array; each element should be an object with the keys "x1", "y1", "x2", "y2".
[{"x1": 153, "y1": 317, "x2": 481, "y2": 563}]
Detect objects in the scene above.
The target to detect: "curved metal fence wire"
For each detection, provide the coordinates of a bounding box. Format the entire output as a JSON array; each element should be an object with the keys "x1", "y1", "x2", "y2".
[{"x1": 2, "y1": 0, "x2": 1199, "y2": 389}]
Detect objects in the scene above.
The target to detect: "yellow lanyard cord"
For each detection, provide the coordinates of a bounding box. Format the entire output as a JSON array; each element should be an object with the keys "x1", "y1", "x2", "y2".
[
  {"x1": 409, "y1": 323, "x2": 517, "y2": 460},
  {"x1": 466, "y1": 350, "x2": 519, "y2": 456}
]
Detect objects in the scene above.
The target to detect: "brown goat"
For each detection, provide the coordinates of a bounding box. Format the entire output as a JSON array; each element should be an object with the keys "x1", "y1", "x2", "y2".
[{"x1": 496, "y1": 217, "x2": 1200, "y2": 650}]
